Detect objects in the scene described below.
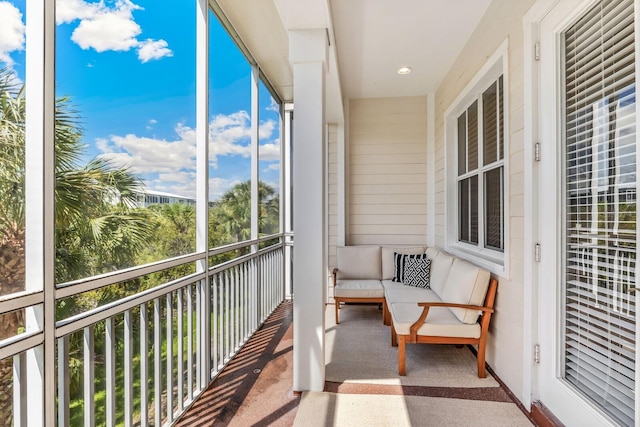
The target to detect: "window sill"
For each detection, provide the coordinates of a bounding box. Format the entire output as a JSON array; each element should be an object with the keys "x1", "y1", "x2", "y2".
[{"x1": 444, "y1": 243, "x2": 507, "y2": 278}]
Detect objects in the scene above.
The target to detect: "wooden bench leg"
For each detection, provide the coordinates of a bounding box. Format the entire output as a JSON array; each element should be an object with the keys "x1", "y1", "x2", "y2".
[
  {"x1": 398, "y1": 335, "x2": 406, "y2": 376},
  {"x1": 383, "y1": 299, "x2": 389, "y2": 326},
  {"x1": 477, "y1": 339, "x2": 487, "y2": 378},
  {"x1": 335, "y1": 300, "x2": 340, "y2": 325},
  {"x1": 391, "y1": 326, "x2": 397, "y2": 347}
]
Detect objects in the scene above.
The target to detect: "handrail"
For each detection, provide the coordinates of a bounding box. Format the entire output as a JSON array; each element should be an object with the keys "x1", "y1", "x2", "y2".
[
  {"x1": 0, "y1": 290, "x2": 43, "y2": 316},
  {"x1": 55, "y1": 271, "x2": 207, "y2": 337},
  {"x1": 55, "y1": 233, "x2": 286, "y2": 300},
  {"x1": 56, "y1": 251, "x2": 206, "y2": 299}
]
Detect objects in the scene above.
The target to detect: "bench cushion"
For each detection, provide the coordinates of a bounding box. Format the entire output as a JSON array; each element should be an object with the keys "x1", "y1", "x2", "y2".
[
  {"x1": 381, "y1": 246, "x2": 426, "y2": 280},
  {"x1": 334, "y1": 279, "x2": 384, "y2": 298},
  {"x1": 390, "y1": 302, "x2": 481, "y2": 338},
  {"x1": 384, "y1": 287, "x2": 440, "y2": 304},
  {"x1": 428, "y1": 251, "x2": 455, "y2": 296},
  {"x1": 336, "y1": 246, "x2": 381, "y2": 280},
  {"x1": 441, "y1": 258, "x2": 491, "y2": 324}
]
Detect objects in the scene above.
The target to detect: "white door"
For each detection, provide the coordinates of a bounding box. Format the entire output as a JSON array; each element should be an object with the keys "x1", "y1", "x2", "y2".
[{"x1": 538, "y1": 0, "x2": 639, "y2": 425}]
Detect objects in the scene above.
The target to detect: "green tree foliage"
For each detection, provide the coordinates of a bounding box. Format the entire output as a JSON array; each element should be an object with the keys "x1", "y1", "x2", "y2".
[
  {"x1": 0, "y1": 65, "x2": 282, "y2": 425},
  {"x1": 209, "y1": 180, "x2": 279, "y2": 250}
]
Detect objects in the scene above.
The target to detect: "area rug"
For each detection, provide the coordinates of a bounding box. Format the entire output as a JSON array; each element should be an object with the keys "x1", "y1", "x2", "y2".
[
  {"x1": 293, "y1": 391, "x2": 532, "y2": 427},
  {"x1": 325, "y1": 304, "x2": 500, "y2": 388}
]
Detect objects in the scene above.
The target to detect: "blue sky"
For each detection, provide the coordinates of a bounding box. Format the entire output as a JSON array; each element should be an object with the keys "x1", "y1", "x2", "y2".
[{"x1": 0, "y1": 0, "x2": 281, "y2": 200}]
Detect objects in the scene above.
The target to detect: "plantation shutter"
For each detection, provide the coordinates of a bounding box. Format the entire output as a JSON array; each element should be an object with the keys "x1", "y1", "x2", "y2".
[{"x1": 562, "y1": 0, "x2": 637, "y2": 425}]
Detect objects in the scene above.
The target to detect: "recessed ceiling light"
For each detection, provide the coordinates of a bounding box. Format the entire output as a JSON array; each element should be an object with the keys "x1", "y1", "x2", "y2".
[{"x1": 397, "y1": 67, "x2": 412, "y2": 75}]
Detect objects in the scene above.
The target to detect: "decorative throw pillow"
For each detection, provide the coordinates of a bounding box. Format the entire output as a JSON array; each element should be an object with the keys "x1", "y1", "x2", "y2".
[
  {"x1": 392, "y1": 252, "x2": 427, "y2": 282},
  {"x1": 403, "y1": 257, "x2": 431, "y2": 288}
]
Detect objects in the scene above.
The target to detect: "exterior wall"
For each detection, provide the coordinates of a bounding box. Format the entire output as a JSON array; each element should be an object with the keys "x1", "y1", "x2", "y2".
[
  {"x1": 348, "y1": 97, "x2": 428, "y2": 245},
  {"x1": 433, "y1": 0, "x2": 536, "y2": 404},
  {"x1": 327, "y1": 124, "x2": 339, "y2": 301}
]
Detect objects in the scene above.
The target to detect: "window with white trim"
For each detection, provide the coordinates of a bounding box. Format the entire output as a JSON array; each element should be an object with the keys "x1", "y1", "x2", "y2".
[{"x1": 445, "y1": 44, "x2": 507, "y2": 273}]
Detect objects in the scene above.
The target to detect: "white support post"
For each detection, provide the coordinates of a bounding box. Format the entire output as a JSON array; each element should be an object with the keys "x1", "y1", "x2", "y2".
[
  {"x1": 251, "y1": 66, "x2": 260, "y2": 244},
  {"x1": 289, "y1": 28, "x2": 328, "y2": 392},
  {"x1": 284, "y1": 106, "x2": 294, "y2": 298},
  {"x1": 25, "y1": 1, "x2": 55, "y2": 425},
  {"x1": 196, "y1": 0, "x2": 210, "y2": 390}
]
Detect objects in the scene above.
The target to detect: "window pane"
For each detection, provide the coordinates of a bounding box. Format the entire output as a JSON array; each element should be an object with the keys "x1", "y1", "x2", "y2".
[
  {"x1": 457, "y1": 112, "x2": 466, "y2": 175},
  {"x1": 258, "y1": 80, "x2": 280, "y2": 237},
  {"x1": 468, "y1": 101, "x2": 478, "y2": 171},
  {"x1": 470, "y1": 175, "x2": 478, "y2": 244},
  {"x1": 208, "y1": 10, "x2": 252, "y2": 252},
  {"x1": 498, "y1": 75, "x2": 504, "y2": 160},
  {"x1": 485, "y1": 167, "x2": 503, "y2": 250},
  {"x1": 483, "y1": 81, "x2": 498, "y2": 165},
  {"x1": 459, "y1": 179, "x2": 469, "y2": 241},
  {"x1": 459, "y1": 176, "x2": 478, "y2": 244},
  {"x1": 0, "y1": 2, "x2": 26, "y2": 300},
  {"x1": 54, "y1": 0, "x2": 196, "y2": 284}
]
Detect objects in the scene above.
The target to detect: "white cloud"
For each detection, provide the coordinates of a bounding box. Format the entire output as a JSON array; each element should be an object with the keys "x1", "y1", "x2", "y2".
[
  {"x1": 137, "y1": 38, "x2": 173, "y2": 62},
  {"x1": 57, "y1": 0, "x2": 172, "y2": 62},
  {"x1": 259, "y1": 141, "x2": 280, "y2": 162},
  {"x1": 95, "y1": 112, "x2": 280, "y2": 200},
  {"x1": 56, "y1": 0, "x2": 104, "y2": 24},
  {"x1": 209, "y1": 111, "x2": 277, "y2": 168},
  {"x1": 0, "y1": 2, "x2": 25, "y2": 67},
  {"x1": 98, "y1": 127, "x2": 196, "y2": 176},
  {"x1": 209, "y1": 177, "x2": 242, "y2": 200},
  {"x1": 266, "y1": 97, "x2": 280, "y2": 113},
  {"x1": 263, "y1": 163, "x2": 280, "y2": 172}
]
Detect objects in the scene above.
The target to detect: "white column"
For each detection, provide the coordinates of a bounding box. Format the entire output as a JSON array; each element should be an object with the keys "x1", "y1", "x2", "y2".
[
  {"x1": 25, "y1": 0, "x2": 55, "y2": 425},
  {"x1": 290, "y1": 29, "x2": 327, "y2": 392}
]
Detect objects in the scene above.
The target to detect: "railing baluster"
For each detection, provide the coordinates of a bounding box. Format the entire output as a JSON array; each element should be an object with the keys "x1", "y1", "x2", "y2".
[
  {"x1": 187, "y1": 285, "x2": 194, "y2": 401},
  {"x1": 124, "y1": 310, "x2": 133, "y2": 427},
  {"x1": 84, "y1": 326, "x2": 95, "y2": 427},
  {"x1": 140, "y1": 303, "x2": 149, "y2": 427},
  {"x1": 177, "y1": 288, "x2": 184, "y2": 411},
  {"x1": 242, "y1": 262, "x2": 247, "y2": 343},
  {"x1": 105, "y1": 318, "x2": 116, "y2": 427},
  {"x1": 196, "y1": 280, "x2": 203, "y2": 390},
  {"x1": 252, "y1": 259, "x2": 257, "y2": 333},
  {"x1": 225, "y1": 270, "x2": 230, "y2": 362},
  {"x1": 234, "y1": 266, "x2": 239, "y2": 350},
  {"x1": 166, "y1": 292, "x2": 174, "y2": 423},
  {"x1": 154, "y1": 298, "x2": 162, "y2": 427},
  {"x1": 56, "y1": 338, "x2": 69, "y2": 427},
  {"x1": 230, "y1": 268, "x2": 235, "y2": 353},
  {"x1": 13, "y1": 352, "x2": 26, "y2": 427},
  {"x1": 212, "y1": 275, "x2": 218, "y2": 372}
]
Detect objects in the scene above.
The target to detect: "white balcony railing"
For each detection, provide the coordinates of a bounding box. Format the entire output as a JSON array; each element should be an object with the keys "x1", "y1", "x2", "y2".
[{"x1": 0, "y1": 234, "x2": 289, "y2": 426}]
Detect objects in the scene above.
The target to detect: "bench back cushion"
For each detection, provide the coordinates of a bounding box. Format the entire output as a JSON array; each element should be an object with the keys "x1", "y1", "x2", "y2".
[
  {"x1": 336, "y1": 246, "x2": 381, "y2": 280},
  {"x1": 428, "y1": 251, "x2": 455, "y2": 296},
  {"x1": 441, "y1": 258, "x2": 491, "y2": 324},
  {"x1": 381, "y1": 246, "x2": 426, "y2": 280}
]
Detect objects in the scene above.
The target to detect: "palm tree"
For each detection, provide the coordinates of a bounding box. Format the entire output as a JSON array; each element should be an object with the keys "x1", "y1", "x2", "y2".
[
  {"x1": 0, "y1": 66, "x2": 157, "y2": 325},
  {"x1": 209, "y1": 180, "x2": 279, "y2": 254}
]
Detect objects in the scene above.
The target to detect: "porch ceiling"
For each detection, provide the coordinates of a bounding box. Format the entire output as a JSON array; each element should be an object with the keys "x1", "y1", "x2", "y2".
[
  {"x1": 217, "y1": 0, "x2": 492, "y2": 119},
  {"x1": 330, "y1": 0, "x2": 493, "y2": 99}
]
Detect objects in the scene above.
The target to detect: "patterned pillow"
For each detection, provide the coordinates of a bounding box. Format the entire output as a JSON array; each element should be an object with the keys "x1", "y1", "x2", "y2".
[
  {"x1": 403, "y1": 257, "x2": 431, "y2": 288},
  {"x1": 392, "y1": 252, "x2": 427, "y2": 282}
]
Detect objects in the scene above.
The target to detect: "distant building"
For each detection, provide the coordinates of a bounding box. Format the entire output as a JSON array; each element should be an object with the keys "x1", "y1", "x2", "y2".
[{"x1": 137, "y1": 189, "x2": 196, "y2": 208}]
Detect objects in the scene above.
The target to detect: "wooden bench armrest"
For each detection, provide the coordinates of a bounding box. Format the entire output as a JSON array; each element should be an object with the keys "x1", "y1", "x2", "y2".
[
  {"x1": 409, "y1": 302, "x2": 494, "y2": 340},
  {"x1": 332, "y1": 268, "x2": 339, "y2": 286}
]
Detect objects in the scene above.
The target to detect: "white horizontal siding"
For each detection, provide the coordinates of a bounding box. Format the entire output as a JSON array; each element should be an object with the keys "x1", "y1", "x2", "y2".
[
  {"x1": 432, "y1": 0, "x2": 536, "y2": 406},
  {"x1": 348, "y1": 97, "x2": 428, "y2": 246}
]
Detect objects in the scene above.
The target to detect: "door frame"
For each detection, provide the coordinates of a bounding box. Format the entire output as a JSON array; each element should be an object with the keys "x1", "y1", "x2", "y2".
[{"x1": 525, "y1": 0, "x2": 640, "y2": 425}]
